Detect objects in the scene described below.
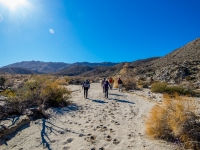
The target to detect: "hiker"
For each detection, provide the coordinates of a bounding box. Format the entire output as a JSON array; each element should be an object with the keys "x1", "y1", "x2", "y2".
[
  {"x1": 82, "y1": 79, "x2": 90, "y2": 99},
  {"x1": 103, "y1": 79, "x2": 111, "y2": 98},
  {"x1": 109, "y1": 77, "x2": 114, "y2": 90},
  {"x1": 118, "y1": 78, "x2": 123, "y2": 92},
  {"x1": 101, "y1": 78, "x2": 106, "y2": 93}
]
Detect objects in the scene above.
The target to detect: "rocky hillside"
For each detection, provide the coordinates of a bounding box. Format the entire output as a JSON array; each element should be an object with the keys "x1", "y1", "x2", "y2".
[
  {"x1": 150, "y1": 38, "x2": 200, "y2": 68},
  {"x1": 80, "y1": 63, "x2": 126, "y2": 77},
  {"x1": 55, "y1": 65, "x2": 94, "y2": 76},
  {"x1": 0, "y1": 67, "x2": 41, "y2": 74}
]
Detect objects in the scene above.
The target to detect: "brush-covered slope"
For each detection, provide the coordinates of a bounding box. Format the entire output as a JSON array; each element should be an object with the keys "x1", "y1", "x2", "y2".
[{"x1": 0, "y1": 67, "x2": 41, "y2": 74}]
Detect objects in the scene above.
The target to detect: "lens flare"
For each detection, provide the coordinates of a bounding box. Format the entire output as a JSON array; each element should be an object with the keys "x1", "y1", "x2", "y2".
[
  {"x1": 49, "y1": 29, "x2": 55, "y2": 34},
  {"x1": 0, "y1": 0, "x2": 26, "y2": 10}
]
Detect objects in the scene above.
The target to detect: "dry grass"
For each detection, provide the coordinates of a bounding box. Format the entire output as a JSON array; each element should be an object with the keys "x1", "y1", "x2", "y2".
[{"x1": 146, "y1": 94, "x2": 200, "y2": 149}]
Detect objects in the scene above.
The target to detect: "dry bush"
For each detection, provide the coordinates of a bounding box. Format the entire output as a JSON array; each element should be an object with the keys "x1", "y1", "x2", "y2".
[
  {"x1": 54, "y1": 78, "x2": 68, "y2": 86},
  {"x1": 123, "y1": 77, "x2": 138, "y2": 91},
  {"x1": 113, "y1": 77, "x2": 138, "y2": 90},
  {"x1": 0, "y1": 75, "x2": 71, "y2": 119},
  {"x1": 146, "y1": 94, "x2": 200, "y2": 149},
  {"x1": 4, "y1": 79, "x2": 14, "y2": 88}
]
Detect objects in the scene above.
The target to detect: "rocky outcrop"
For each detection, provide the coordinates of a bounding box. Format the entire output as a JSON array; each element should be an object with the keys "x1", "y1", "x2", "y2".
[{"x1": 153, "y1": 61, "x2": 200, "y2": 87}]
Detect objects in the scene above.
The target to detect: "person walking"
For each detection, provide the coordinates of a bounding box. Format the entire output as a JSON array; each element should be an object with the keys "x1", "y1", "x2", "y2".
[
  {"x1": 82, "y1": 79, "x2": 90, "y2": 99},
  {"x1": 118, "y1": 78, "x2": 123, "y2": 92},
  {"x1": 103, "y1": 79, "x2": 111, "y2": 98},
  {"x1": 109, "y1": 77, "x2": 114, "y2": 90},
  {"x1": 101, "y1": 78, "x2": 106, "y2": 93}
]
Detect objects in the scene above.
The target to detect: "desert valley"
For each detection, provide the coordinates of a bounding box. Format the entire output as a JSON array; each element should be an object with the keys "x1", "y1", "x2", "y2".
[{"x1": 0, "y1": 38, "x2": 200, "y2": 150}]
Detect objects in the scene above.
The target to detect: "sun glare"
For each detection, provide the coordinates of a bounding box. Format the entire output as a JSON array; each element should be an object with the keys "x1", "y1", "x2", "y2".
[{"x1": 0, "y1": 0, "x2": 27, "y2": 10}]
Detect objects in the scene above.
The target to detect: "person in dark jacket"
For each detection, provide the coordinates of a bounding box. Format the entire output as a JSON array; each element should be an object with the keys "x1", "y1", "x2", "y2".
[
  {"x1": 118, "y1": 78, "x2": 123, "y2": 92},
  {"x1": 82, "y1": 79, "x2": 90, "y2": 99},
  {"x1": 103, "y1": 79, "x2": 111, "y2": 98}
]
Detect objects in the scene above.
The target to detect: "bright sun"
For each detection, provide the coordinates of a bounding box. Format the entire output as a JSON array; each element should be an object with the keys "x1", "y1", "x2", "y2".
[{"x1": 0, "y1": 0, "x2": 26, "y2": 10}]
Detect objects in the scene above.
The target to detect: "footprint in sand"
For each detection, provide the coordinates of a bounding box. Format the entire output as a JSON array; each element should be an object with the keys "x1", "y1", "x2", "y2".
[
  {"x1": 51, "y1": 140, "x2": 56, "y2": 143},
  {"x1": 85, "y1": 134, "x2": 97, "y2": 143},
  {"x1": 63, "y1": 146, "x2": 71, "y2": 150},
  {"x1": 114, "y1": 121, "x2": 120, "y2": 125},
  {"x1": 113, "y1": 138, "x2": 120, "y2": 144},
  {"x1": 105, "y1": 135, "x2": 112, "y2": 141},
  {"x1": 109, "y1": 128, "x2": 114, "y2": 133},
  {"x1": 63, "y1": 138, "x2": 74, "y2": 144}
]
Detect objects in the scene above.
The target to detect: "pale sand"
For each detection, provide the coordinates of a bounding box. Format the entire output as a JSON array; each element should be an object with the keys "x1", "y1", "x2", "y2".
[{"x1": 0, "y1": 83, "x2": 178, "y2": 150}]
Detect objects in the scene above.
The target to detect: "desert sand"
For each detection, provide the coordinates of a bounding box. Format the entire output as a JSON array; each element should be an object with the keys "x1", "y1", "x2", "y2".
[{"x1": 0, "y1": 83, "x2": 178, "y2": 150}]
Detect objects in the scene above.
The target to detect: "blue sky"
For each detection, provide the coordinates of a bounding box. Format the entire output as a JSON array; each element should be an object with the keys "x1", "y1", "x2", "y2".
[{"x1": 0, "y1": 0, "x2": 200, "y2": 67}]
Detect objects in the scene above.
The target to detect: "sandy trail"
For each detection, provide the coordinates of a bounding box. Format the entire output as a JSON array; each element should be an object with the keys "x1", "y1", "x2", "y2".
[{"x1": 0, "y1": 83, "x2": 177, "y2": 150}]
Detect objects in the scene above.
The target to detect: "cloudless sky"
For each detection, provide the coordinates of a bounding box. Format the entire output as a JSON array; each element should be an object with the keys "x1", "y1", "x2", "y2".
[{"x1": 0, "y1": 0, "x2": 200, "y2": 67}]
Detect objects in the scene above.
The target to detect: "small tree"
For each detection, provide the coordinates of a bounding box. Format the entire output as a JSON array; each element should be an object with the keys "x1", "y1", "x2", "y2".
[{"x1": 0, "y1": 76, "x2": 6, "y2": 89}]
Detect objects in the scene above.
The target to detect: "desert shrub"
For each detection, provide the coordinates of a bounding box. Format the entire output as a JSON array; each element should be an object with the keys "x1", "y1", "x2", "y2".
[
  {"x1": 0, "y1": 89, "x2": 16, "y2": 97},
  {"x1": 151, "y1": 82, "x2": 167, "y2": 93},
  {"x1": 142, "y1": 82, "x2": 149, "y2": 88},
  {"x1": 4, "y1": 79, "x2": 14, "y2": 88},
  {"x1": 54, "y1": 78, "x2": 68, "y2": 86},
  {"x1": 123, "y1": 78, "x2": 138, "y2": 91},
  {"x1": 151, "y1": 82, "x2": 195, "y2": 96},
  {"x1": 20, "y1": 75, "x2": 71, "y2": 107},
  {"x1": 0, "y1": 76, "x2": 6, "y2": 89},
  {"x1": 146, "y1": 94, "x2": 200, "y2": 149},
  {"x1": 1, "y1": 75, "x2": 71, "y2": 119}
]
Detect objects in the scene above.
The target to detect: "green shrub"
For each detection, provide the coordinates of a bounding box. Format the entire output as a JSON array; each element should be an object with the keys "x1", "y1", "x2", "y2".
[
  {"x1": 151, "y1": 82, "x2": 167, "y2": 93},
  {"x1": 151, "y1": 82, "x2": 195, "y2": 96},
  {"x1": 0, "y1": 76, "x2": 6, "y2": 89}
]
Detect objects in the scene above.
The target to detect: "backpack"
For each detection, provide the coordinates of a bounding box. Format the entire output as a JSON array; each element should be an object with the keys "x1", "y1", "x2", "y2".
[
  {"x1": 118, "y1": 79, "x2": 122, "y2": 84},
  {"x1": 84, "y1": 81, "x2": 90, "y2": 88},
  {"x1": 104, "y1": 81, "x2": 109, "y2": 88}
]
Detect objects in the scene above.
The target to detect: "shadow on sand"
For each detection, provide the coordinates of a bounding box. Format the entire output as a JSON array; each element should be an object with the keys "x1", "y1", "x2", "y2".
[
  {"x1": 37, "y1": 118, "x2": 85, "y2": 150},
  {"x1": 88, "y1": 99, "x2": 108, "y2": 104},
  {"x1": 51, "y1": 103, "x2": 81, "y2": 116},
  {"x1": 109, "y1": 93, "x2": 123, "y2": 96},
  {"x1": 113, "y1": 99, "x2": 135, "y2": 104}
]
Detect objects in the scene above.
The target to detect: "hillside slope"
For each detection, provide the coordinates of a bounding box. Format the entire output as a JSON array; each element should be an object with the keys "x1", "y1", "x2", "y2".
[
  {"x1": 151, "y1": 38, "x2": 200, "y2": 68},
  {"x1": 0, "y1": 67, "x2": 41, "y2": 74}
]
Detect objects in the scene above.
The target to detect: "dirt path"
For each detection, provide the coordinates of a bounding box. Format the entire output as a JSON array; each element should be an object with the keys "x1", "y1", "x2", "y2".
[{"x1": 0, "y1": 83, "x2": 177, "y2": 150}]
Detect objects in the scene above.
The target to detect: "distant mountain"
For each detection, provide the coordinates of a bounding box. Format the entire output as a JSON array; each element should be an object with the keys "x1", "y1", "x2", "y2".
[
  {"x1": 73, "y1": 62, "x2": 119, "y2": 67},
  {"x1": 55, "y1": 65, "x2": 94, "y2": 76},
  {"x1": 2, "y1": 61, "x2": 118, "y2": 73},
  {"x1": 2, "y1": 61, "x2": 70, "y2": 73},
  {"x1": 80, "y1": 63, "x2": 126, "y2": 77},
  {"x1": 0, "y1": 67, "x2": 41, "y2": 74}
]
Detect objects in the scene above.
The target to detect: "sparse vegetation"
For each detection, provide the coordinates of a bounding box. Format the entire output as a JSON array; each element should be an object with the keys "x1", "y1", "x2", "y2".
[
  {"x1": 146, "y1": 94, "x2": 200, "y2": 149},
  {"x1": 151, "y1": 82, "x2": 195, "y2": 96},
  {"x1": 123, "y1": 77, "x2": 138, "y2": 91},
  {"x1": 0, "y1": 75, "x2": 71, "y2": 119},
  {"x1": 0, "y1": 76, "x2": 6, "y2": 89}
]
